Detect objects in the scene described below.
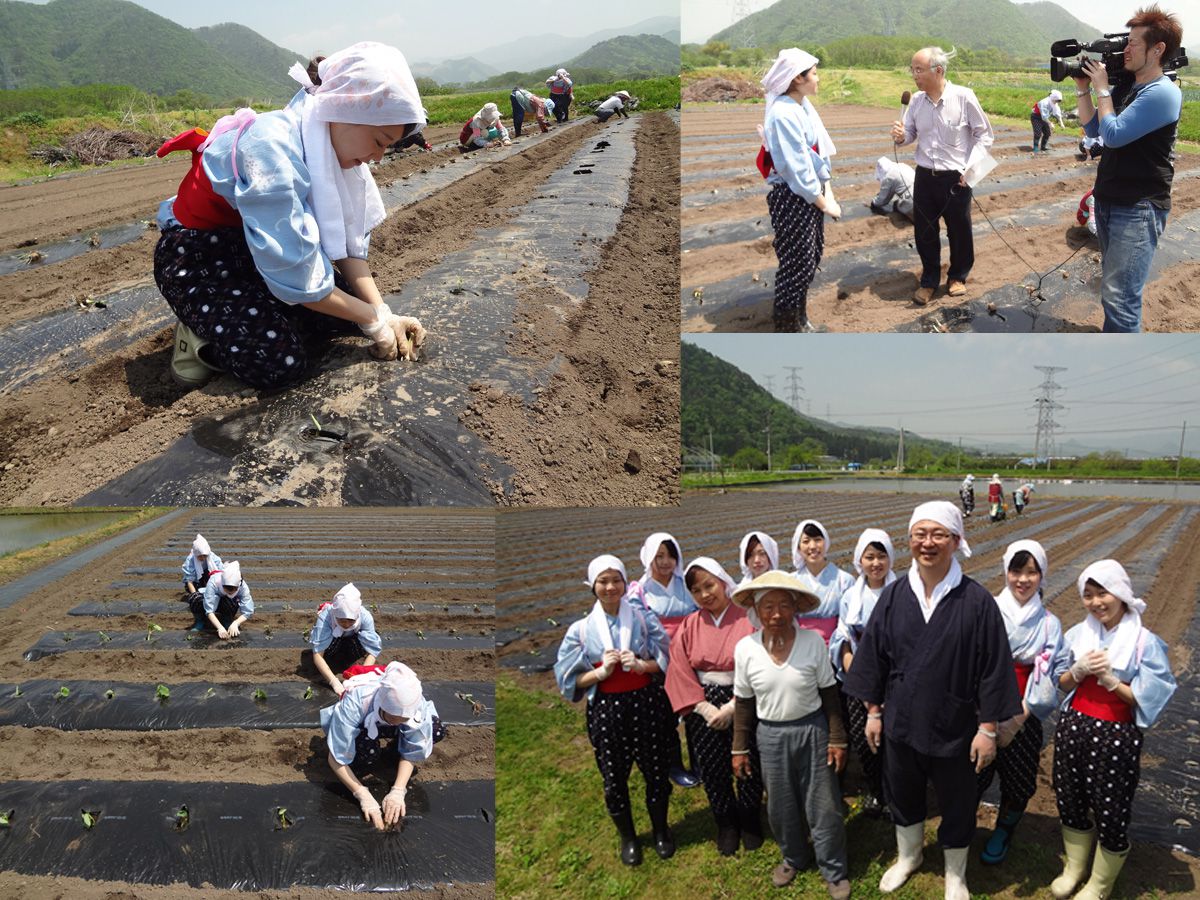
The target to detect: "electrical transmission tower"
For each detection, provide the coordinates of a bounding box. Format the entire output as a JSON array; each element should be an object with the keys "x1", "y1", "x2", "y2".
[
  {"x1": 1032, "y1": 365, "x2": 1067, "y2": 470},
  {"x1": 783, "y1": 366, "x2": 804, "y2": 413},
  {"x1": 732, "y1": 0, "x2": 750, "y2": 26},
  {"x1": 763, "y1": 374, "x2": 776, "y2": 397}
]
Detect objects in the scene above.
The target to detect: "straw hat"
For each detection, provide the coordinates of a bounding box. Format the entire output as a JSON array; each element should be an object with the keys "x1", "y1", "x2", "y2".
[{"x1": 731, "y1": 570, "x2": 819, "y2": 613}]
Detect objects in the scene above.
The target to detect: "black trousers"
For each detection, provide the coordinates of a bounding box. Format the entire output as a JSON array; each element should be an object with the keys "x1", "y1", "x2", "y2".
[
  {"x1": 322, "y1": 633, "x2": 367, "y2": 676},
  {"x1": 1031, "y1": 113, "x2": 1051, "y2": 150},
  {"x1": 586, "y1": 683, "x2": 675, "y2": 816},
  {"x1": 551, "y1": 93, "x2": 570, "y2": 122},
  {"x1": 913, "y1": 167, "x2": 974, "y2": 289},
  {"x1": 683, "y1": 683, "x2": 763, "y2": 819},
  {"x1": 844, "y1": 691, "x2": 884, "y2": 800},
  {"x1": 767, "y1": 182, "x2": 824, "y2": 328},
  {"x1": 188, "y1": 592, "x2": 239, "y2": 628},
  {"x1": 510, "y1": 92, "x2": 526, "y2": 135},
  {"x1": 976, "y1": 715, "x2": 1044, "y2": 810},
  {"x1": 885, "y1": 739, "x2": 977, "y2": 848},
  {"x1": 1053, "y1": 706, "x2": 1143, "y2": 852}
]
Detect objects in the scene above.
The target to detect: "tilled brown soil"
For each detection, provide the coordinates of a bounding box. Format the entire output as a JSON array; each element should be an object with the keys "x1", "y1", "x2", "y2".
[
  {"x1": 681, "y1": 103, "x2": 1200, "y2": 332},
  {"x1": 461, "y1": 111, "x2": 681, "y2": 507},
  {"x1": 0, "y1": 115, "x2": 675, "y2": 506},
  {"x1": 0, "y1": 508, "x2": 496, "y2": 897}
]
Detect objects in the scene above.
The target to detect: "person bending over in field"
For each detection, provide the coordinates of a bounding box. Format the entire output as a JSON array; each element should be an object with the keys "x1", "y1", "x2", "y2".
[
  {"x1": 458, "y1": 102, "x2": 511, "y2": 150},
  {"x1": 321, "y1": 661, "x2": 445, "y2": 829},
  {"x1": 181, "y1": 533, "x2": 222, "y2": 606},
  {"x1": 309, "y1": 582, "x2": 383, "y2": 695},
  {"x1": 154, "y1": 42, "x2": 427, "y2": 390},
  {"x1": 193, "y1": 560, "x2": 254, "y2": 637}
]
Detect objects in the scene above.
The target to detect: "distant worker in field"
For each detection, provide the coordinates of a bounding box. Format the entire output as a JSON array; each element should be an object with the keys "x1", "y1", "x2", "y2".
[
  {"x1": 1074, "y1": 5, "x2": 1184, "y2": 332},
  {"x1": 181, "y1": 532, "x2": 222, "y2": 604},
  {"x1": 759, "y1": 47, "x2": 842, "y2": 333},
  {"x1": 959, "y1": 473, "x2": 976, "y2": 517},
  {"x1": 596, "y1": 90, "x2": 632, "y2": 123},
  {"x1": 1031, "y1": 89, "x2": 1066, "y2": 152},
  {"x1": 154, "y1": 43, "x2": 427, "y2": 390},
  {"x1": 310, "y1": 583, "x2": 383, "y2": 695},
  {"x1": 194, "y1": 560, "x2": 253, "y2": 637},
  {"x1": 1013, "y1": 482, "x2": 1034, "y2": 515},
  {"x1": 545, "y1": 68, "x2": 574, "y2": 122},
  {"x1": 510, "y1": 87, "x2": 552, "y2": 136},
  {"x1": 321, "y1": 661, "x2": 444, "y2": 830},
  {"x1": 459, "y1": 102, "x2": 511, "y2": 150},
  {"x1": 868, "y1": 156, "x2": 915, "y2": 221},
  {"x1": 891, "y1": 46, "x2": 994, "y2": 307},
  {"x1": 390, "y1": 109, "x2": 433, "y2": 152},
  {"x1": 988, "y1": 474, "x2": 1007, "y2": 522}
]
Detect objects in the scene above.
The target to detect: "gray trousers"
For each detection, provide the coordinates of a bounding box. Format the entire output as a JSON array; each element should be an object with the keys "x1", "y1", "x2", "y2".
[{"x1": 757, "y1": 711, "x2": 848, "y2": 882}]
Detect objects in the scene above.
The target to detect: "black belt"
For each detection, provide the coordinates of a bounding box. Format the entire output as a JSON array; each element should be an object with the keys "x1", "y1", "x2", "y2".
[{"x1": 916, "y1": 165, "x2": 961, "y2": 177}]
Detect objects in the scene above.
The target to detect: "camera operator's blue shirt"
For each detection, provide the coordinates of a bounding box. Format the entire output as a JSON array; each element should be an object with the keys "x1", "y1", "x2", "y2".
[{"x1": 1085, "y1": 75, "x2": 1182, "y2": 147}]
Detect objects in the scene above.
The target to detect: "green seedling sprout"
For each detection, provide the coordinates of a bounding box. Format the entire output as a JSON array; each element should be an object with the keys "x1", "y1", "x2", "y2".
[
  {"x1": 275, "y1": 807, "x2": 292, "y2": 830},
  {"x1": 56, "y1": 686, "x2": 70, "y2": 700},
  {"x1": 302, "y1": 628, "x2": 311, "y2": 642},
  {"x1": 252, "y1": 688, "x2": 267, "y2": 702},
  {"x1": 174, "y1": 804, "x2": 189, "y2": 832},
  {"x1": 61, "y1": 633, "x2": 73, "y2": 643},
  {"x1": 309, "y1": 413, "x2": 323, "y2": 432},
  {"x1": 546, "y1": 617, "x2": 558, "y2": 627},
  {"x1": 282, "y1": 603, "x2": 293, "y2": 611},
  {"x1": 473, "y1": 604, "x2": 480, "y2": 613},
  {"x1": 202, "y1": 687, "x2": 215, "y2": 699},
  {"x1": 81, "y1": 810, "x2": 97, "y2": 829},
  {"x1": 11, "y1": 685, "x2": 20, "y2": 698},
  {"x1": 415, "y1": 630, "x2": 425, "y2": 640},
  {"x1": 104, "y1": 689, "x2": 115, "y2": 700},
  {"x1": 0, "y1": 809, "x2": 12, "y2": 827},
  {"x1": 155, "y1": 684, "x2": 171, "y2": 703},
  {"x1": 146, "y1": 622, "x2": 163, "y2": 642},
  {"x1": 455, "y1": 691, "x2": 486, "y2": 716},
  {"x1": 263, "y1": 624, "x2": 273, "y2": 639},
  {"x1": 303, "y1": 685, "x2": 314, "y2": 700},
  {"x1": 97, "y1": 630, "x2": 111, "y2": 643}
]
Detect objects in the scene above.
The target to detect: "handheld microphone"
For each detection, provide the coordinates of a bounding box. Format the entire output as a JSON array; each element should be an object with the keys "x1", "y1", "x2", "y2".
[{"x1": 894, "y1": 91, "x2": 911, "y2": 161}]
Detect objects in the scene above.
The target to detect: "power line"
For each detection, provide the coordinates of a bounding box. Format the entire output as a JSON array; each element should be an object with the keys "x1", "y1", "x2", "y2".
[{"x1": 1033, "y1": 365, "x2": 1067, "y2": 469}]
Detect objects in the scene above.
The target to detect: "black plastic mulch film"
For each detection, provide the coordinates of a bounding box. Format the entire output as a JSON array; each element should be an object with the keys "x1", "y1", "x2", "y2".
[
  {"x1": 69, "y1": 600, "x2": 496, "y2": 617},
  {"x1": 0, "y1": 680, "x2": 495, "y2": 729},
  {"x1": 0, "y1": 779, "x2": 494, "y2": 889}
]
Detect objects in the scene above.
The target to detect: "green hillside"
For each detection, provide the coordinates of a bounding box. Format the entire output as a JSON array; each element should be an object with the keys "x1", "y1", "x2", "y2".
[
  {"x1": 712, "y1": 0, "x2": 1101, "y2": 62},
  {"x1": 0, "y1": 0, "x2": 301, "y2": 103},
  {"x1": 681, "y1": 341, "x2": 961, "y2": 464},
  {"x1": 566, "y1": 34, "x2": 680, "y2": 77}
]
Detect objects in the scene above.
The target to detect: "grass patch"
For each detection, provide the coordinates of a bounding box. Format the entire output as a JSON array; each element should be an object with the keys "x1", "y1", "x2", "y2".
[{"x1": 0, "y1": 507, "x2": 171, "y2": 587}]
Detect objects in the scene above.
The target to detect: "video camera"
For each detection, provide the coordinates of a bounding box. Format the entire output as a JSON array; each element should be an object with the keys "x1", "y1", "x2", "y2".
[{"x1": 1050, "y1": 32, "x2": 1188, "y2": 85}]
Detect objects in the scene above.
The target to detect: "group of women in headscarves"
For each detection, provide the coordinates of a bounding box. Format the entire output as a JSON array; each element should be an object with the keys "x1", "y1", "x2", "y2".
[
  {"x1": 554, "y1": 514, "x2": 1176, "y2": 900},
  {"x1": 177, "y1": 534, "x2": 442, "y2": 829}
]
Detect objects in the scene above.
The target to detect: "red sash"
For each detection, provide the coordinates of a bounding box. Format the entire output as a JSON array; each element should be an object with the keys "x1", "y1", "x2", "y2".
[
  {"x1": 757, "y1": 141, "x2": 821, "y2": 180},
  {"x1": 1031, "y1": 101, "x2": 1042, "y2": 116},
  {"x1": 157, "y1": 128, "x2": 243, "y2": 230},
  {"x1": 659, "y1": 614, "x2": 688, "y2": 641},
  {"x1": 342, "y1": 663, "x2": 385, "y2": 679},
  {"x1": 1014, "y1": 661, "x2": 1034, "y2": 697},
  {"x1": 595, "y1": 661, "x2": 651, "y2": 694},
  {"x1": 797, "y1": 615, "x2": 839, "y2": 645},
  {"x1": 1071, "y1": 675, "x2": 1133, "y2": 723},
  {"x1": 459, "y1": 117, "x2": 475, "y2": 146}
]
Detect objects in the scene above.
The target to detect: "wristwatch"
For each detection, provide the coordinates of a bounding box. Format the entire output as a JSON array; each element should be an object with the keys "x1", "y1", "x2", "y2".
[
  {"x1": 1075, "y1": 88, "x2": 1091, "y2": 97},
  {"x1": 1097, "y1": 89, "x2": 1112, "y2": 99}
]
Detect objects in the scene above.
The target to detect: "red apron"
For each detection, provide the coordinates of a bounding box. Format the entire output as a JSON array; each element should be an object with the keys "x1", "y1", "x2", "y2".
[
  {"x1": 157, "y1": 128, "x2": 243, "y2": 230},
  {"x1": 1071, "y1": 675, "x2": 1133, "y2": 723}
]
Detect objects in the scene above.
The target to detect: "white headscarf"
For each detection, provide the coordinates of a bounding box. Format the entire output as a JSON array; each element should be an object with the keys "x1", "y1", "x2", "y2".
[
  {"x1": 683, "y1": 557, "x2": 737, "y2": 601},
  {"x1": 841, "y1": 528, "x2": 897, "y2": 630},
  {"x1": 585, "y1": 554, "x2": 627, "y2": 589},
  {"x1": 639, "y1": 533, "x2": 683, "y2": 581},
  {"x1": 478, "y1": 102, "x2": 501, "y2": 125},
  {"x1": 350, "y1": 661, "x2": 425, "y2": 739},
  {"x1": 737, "y1": 530, "x2": 780, "y2": 583},
  {"x1": 287, "y1": 42, "x2": 424, "y2": 261},
  {"x1": 876, "y1": 155, "x2": 900, "y2": 183},
  {"x1": 760, "y1": 47, "x2": 836, "y2": 159},
  {"x1": 556, "y1": 68, "x2": 570, "y2": 78},
  {"x1": 221, "y1": 560, "x2": 242, "y2": 587},
  {"x1": 584, "y1": 554, "x2": 633, "y2": 654},
  {"x1": 1073, "y1": 559, "x2": 1146, "y2": 670},
  {"x1": 790, "y1": 519, "x2": 831, "y2": 571},
  {"x1": 908, "y1": 501, "x2": 972, "y2": 557},
  {"x1": 329, "y1": 582, "x2": 362, "y2": 636},
  {"x1": 192, "y1": 534, "x2": 210, "y2": 556},
  {"x1": 996, "y1": 539, "x2": 1048, "y2": 629}
]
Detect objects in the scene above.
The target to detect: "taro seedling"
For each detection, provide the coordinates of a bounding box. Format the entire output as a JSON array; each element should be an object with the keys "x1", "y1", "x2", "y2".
[
  {"x1": 263, "y1": 625, "x2": 273, "y2": 639},
  {"x1": 97, "y1": 630, "x2": 111, "y2": 643},
  {"x1": 303, "y1": 686, "x2": 314, "y2": 700},
  {"x1": 146, "y1": 622, "x2": 163, "y2": 642},
  {"x1": 0, "y1": 809, "x2": 12, "y2": 827},
  {"x1": 546, "y1": 617, "x2": 558, "y2": 627},
  {"x1": 407, "y1": 603, "x2": 415, "y2": 612},
  {"x1": 301, "y1": 628, "x2": 311, "y2": 642},
  {"x1": 275, "y1": 807, "x2": 293, "y2": 830},
  {"x1": 10, "y1": 686, "x2": 20, "y2": 698},
  {"x1": 455, "y1": 691, "x2": 486, "y2": 717},
  {"x1": 104, "y1": 689, "x2": 114, "y2": 700},
  {"x1": 309, "y1": 413, "x2": 323, "y2": 432},
  {"x1": 20, "y1": 250, "x2": 46, "y2": 265},
  {"x1": 155, "y1": 684, "x2": 171, "y2": 703},
  {"x1": 80, "y1": 810, "x2": 98, "y2": 829},
  {"x1": 202, "y1": 687, "x2": 215, "y2": 699},
  {"x1": 415, "y1": 630, "x2": 425, "y2": 640},
  {"x1": 174, "y1": 805, "x2": 189, "y2": 832},
  {"x1": 61, "y1": 633, "x2": 73, "y2": 643},
  {"x1": 56, "y1": 686, "x2": 70, "y2": 700},
  {"x1": 252, "y1": 689, "x2": 267, "y2": 702},
  {"x1": 87, "y1": 233, "x2": 101, "y2": 248}
]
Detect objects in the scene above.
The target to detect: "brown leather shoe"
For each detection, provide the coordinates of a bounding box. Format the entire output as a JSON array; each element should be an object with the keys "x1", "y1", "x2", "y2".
[
  {"x1": 913, "y1": 286, "x2": 935, "y2": 306},
  {"x1": 947, "y1": 279, "x2": 967, "y2": 297},
  {"x1": 773, "y1": 863, "x2": 798, "y2": 887},
  {"x1": 827, "y1": 879, "x2": 851, "y2": 900}
]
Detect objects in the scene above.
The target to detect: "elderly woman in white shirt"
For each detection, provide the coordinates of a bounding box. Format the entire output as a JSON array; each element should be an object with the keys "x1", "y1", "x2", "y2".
[
  {"x1": 732, "y1": 570, "x2": 850, "y2": 898},
  {"x1": 759, "y1": 48, "x2": 841, "y2": 333}
]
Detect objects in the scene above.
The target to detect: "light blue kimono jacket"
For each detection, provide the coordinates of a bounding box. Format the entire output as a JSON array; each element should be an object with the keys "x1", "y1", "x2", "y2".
[
  {"x1": 202, "y1": 578, "x2": 254, "y2": 619},
  {"x1": 321, "y1": 682, "x2": 437, "y2": 766},
  {"x1": 311, "y1": 605, "x2": 383, "y2": 657},
  {"x1": 181, "y1": 551, "x2": 222, "y2": 588},
  {"x1": 1060, "y1": 621, "x2": 1176, "y2": 729},
  {"x1": 554, "y1": 600, "x2": 669, "y2": 704}
]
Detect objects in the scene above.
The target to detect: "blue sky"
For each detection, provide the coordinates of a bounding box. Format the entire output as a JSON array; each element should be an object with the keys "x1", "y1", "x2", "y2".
[
  {"x1": 683, "y1": 334, "x2": 1200, "y2": 457},
  {"x1": 22, "y1": 0, "x2": 679, "y2": 61},
  {"x1": 682, "y1": 0, "x2": 1198, "y2": 46}
]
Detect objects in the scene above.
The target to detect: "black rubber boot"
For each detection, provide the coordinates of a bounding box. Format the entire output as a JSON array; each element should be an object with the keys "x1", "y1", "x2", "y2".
[
  {"x1": 714, "y1": 811, "x2": 740, "y2": 856},
  {"x1": 740, "y1": 804, "x2": 764, "y2": 851},
  {"x1": 610, "y1": 809, "x2": 642, "y2": 866},
  {"x1": 647, "y1": 799, "x2": 675, "y2": 859},
  {"x1": 773, "y1": 306, "x2": 803, "y2": 332}
]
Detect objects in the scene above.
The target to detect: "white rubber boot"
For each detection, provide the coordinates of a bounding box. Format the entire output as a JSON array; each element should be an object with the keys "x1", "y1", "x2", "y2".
[
  {"x1": 879, "y1": 822, "x2": 925, "y2": 892},
  {"x1": 944, "y1": 846, "x2": 970, "y2": 900},
  {"x1": 1050, "y1": 825, "x2": 1096, "y2": 898}
]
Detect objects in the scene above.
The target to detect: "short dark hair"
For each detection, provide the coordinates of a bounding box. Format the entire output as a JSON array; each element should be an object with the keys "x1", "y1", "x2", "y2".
[
  {"x1": 684, "y1": 566, "x2": 703, "y2": 591},
  {"x1": 798, "y1": 66, "x2": 814, "y2": 79},
  {"x1": 1127, "y1": 5, "x2": 1183, "y2": 59},
  {"x1": 744, "y1": 534, "x2": 763, "y2": 563},
  {"x1": 1007, "y1": 550, "x2": 1043, "y2": 575},
  {"x1": 306, "y1": 55, "x2": 327, "y2": 86},
  {"x1": 801, "y1": 523, "x2": 824, "y2": 539},
  {"x1": 658, "y1": 540, "x2": 679, "y2": 562}
]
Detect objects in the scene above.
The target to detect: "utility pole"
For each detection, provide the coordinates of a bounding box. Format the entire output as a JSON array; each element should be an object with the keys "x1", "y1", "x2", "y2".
[
  {"x1": 1033, "y1": 365, "x2": 1067, "y2": 471},
  {"x1": 1178, "y1": 421, "x2": 1188, "y2": 479},
  {"x1": 783, "y1": 366, "x2": 804, "y2": 413},
  {"x1": 897, "y1": 426, "x2": 905, "y2": 471},
  {"x1": 764, "y1": 408, "x2": 773, "y2": 473},
  {"x1": 957, "y1": 437, "x2": 962, "y2": 471},
  {"x1": 708, "y1": 426, "x2": 715, "y2": 473}
]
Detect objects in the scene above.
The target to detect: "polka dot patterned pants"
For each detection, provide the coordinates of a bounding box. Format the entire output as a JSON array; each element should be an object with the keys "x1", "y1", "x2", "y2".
[
  {"x1": 976, "y1": 714, "x2": 1044, "y2": 810},
  {"x1": 844, "y1": 691, "x2": 885, "y2": 800},
  {"x1": 187, "y1": 592, "x2": 238, "y2": 628},
  {"x1": 323, "y1": 633, "x2": 367, "y2": 678},
  {"x1": 586, "y1": 684, "x2": 675, "y2": 816},
  {"x1": 154, "y1": 225, "x2": 355, "y2": 390},
  {"x1": 1053, "y1": 706, "x2": 1142, "y2": 852},
  {"x1": 683, "y1": 683, "x2": 763, "y2": 819},
  {"x1": 766, "y1": 183, "x2": 824, "y2": 330}
]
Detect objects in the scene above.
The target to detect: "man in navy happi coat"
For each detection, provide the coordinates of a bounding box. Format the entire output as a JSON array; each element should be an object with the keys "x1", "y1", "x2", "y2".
[{"x1": 843, "y1": 500, "x2": 1021, "y2": 900}]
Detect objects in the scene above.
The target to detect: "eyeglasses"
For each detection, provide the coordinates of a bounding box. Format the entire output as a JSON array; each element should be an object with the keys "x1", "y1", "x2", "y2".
[
  {"x1": 910, "y1": 530, "x2": 954, "y2": 543},
  {"x1": 908, "y1": 67, "x2": 927, "y2": 75}
]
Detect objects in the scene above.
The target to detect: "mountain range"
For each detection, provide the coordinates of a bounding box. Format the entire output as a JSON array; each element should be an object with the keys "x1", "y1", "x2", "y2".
[{"x1": 711, "y1": 0, "x2": 1101, "y2": 61}]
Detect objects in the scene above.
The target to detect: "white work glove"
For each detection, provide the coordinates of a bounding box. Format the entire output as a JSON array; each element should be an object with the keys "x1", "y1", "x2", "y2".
[
  {"x1": 352, "y1": 786, "x2": 383, "y2": 830},
  {"x1": 360, "y1": 305, "x2": 399, "y2": 360},
  {"x1": 709, "y1": 700, "x2": 735, "y2": 731},
  {"x1": 1089, "y1": 652, "x2": 1122, "y2": 691},
  {"x1": 226, "y1": 621, "x2": 240, "y2": 638},
  {"x1": 1069, "y1": 654, "x2": 1092, "y2": 683},
  {"x1": 618, "y1": 649, "x2": 646, "y2": 674},
  {"x1": 694, "y1": 701, "x2": 719, "y2": 724},
  {"x1": 330, "y1": 677, "x2": 345, "y2": 696},
  {"x1": 391, "y1": 315, "x2": 426, "y2": 361},
  {"x1": 382, "y1": 785, "x2": 407, "y2": 825},
  {"x1": 595, "y1": 649, "x2": 620, "y2": 681}
]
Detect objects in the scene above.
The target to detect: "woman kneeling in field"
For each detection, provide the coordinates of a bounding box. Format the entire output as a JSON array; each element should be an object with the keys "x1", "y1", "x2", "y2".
[
  {"x1": 155, "y1": 42, "x2": 426, "y2": 389},
  {"x1": 309, "y1": 582, "x2": 382, "y2": 695}
]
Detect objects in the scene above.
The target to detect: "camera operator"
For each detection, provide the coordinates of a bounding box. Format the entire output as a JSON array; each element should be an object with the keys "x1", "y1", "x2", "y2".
[{"x1": 1075, "y1": 4, "x2": 1183, "y2": 332}]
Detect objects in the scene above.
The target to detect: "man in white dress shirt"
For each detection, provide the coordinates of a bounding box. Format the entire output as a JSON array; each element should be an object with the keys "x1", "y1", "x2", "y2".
[{"x1": 891, "y1": 47, "x2": 994, "y2": 306}]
